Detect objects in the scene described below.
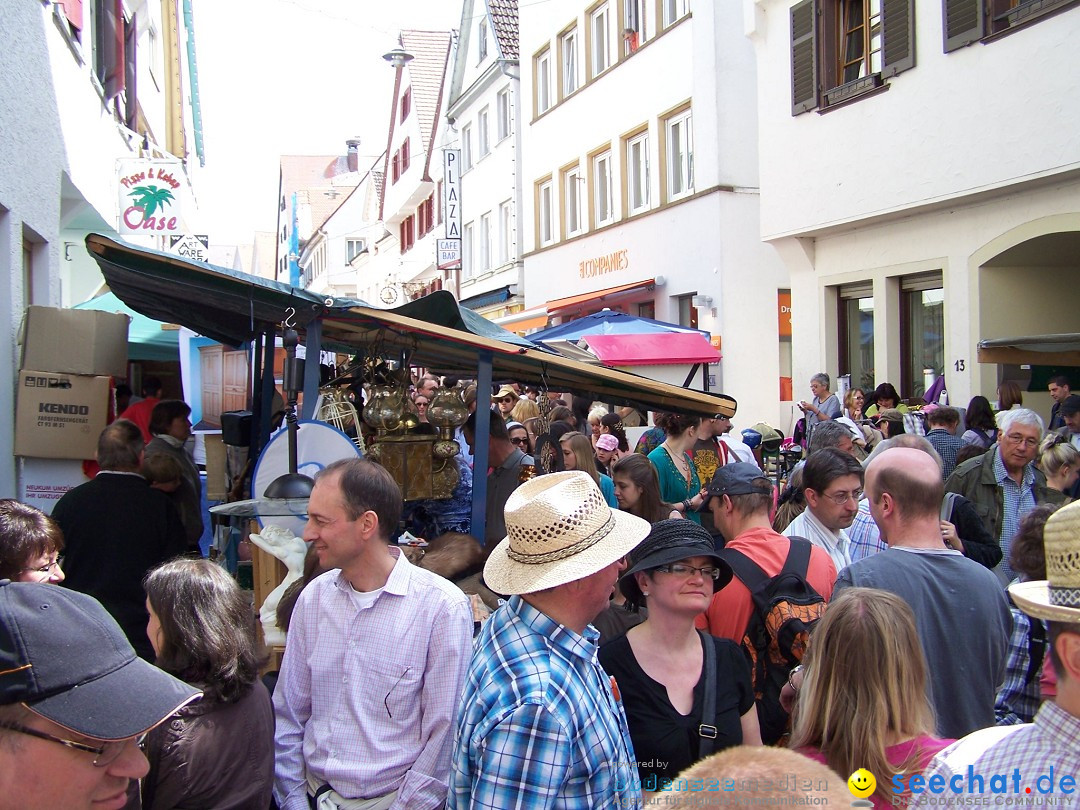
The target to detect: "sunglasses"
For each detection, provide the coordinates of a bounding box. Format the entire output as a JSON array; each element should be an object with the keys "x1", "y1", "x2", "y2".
[
  {"x1": 510, "y1": 436, "x2": 529, "y2": 446},
  {"x1": 499, "y1": 397, "x2": 515, "y2": 404}
]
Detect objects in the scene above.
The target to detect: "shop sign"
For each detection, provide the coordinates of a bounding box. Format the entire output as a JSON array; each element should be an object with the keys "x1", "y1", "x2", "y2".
[
  {"x1": 778, "y1": 291, "x2": 792, "y2": 337},
  {"x1": 117, "y1": 159, "x2": 183, "y2": 235},
  {"x1": 168, "y1": 234, "x2": 209, "y2": 262},
  {"x1": 579, "y1": 249, "x2": 629, "y2": 279},
  {"x1": 443, "y1": 150, "x2": 461, "y2": 239},
  {"x1": 437, "y1": 239, "x2": 460, "y2": 271}
]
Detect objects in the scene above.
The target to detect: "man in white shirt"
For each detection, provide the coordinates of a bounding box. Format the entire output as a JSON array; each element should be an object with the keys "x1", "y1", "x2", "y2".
[
  {"x1": 783, "y1": 447, "x2": 863, "y2": 574},
  {"x1": 273, "y1": 458, "x2": 473, "y2": 810}
]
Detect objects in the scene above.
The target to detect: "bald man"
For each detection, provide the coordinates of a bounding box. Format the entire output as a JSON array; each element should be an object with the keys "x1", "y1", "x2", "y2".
[{"x1": 834, "y1": 447, "x2": 1010, "y2": 739}]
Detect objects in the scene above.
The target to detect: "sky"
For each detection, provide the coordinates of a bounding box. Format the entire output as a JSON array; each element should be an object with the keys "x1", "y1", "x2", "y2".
[{"x1": 193, "y1": 0, "x2": 463, "y2": 245}]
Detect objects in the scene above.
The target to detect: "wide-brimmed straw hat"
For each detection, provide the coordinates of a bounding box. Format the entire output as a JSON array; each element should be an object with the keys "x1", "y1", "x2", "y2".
[
  {"x1": 620, "y1": 519, "x2": 732, "y2": 608},
  {"x1": 1009, "y1": 499, "x2": 1080, "y2": 622},
  {"x1": 484, "y1": 471, "x2": 650, "y2": 595},
  {"x1": 492, "y1": 385, "x2": 519, "y2": 402}
]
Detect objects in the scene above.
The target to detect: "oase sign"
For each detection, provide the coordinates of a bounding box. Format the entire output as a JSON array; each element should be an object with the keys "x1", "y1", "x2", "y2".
[
  {"x1": 169, "y1": 234, "x2": 209, "y2": 262},
  {"x1": 117, "y1": 159, "x2": 184, "y2": 235}
]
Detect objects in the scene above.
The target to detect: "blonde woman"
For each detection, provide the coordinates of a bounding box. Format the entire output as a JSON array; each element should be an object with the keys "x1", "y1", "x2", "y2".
[
  {"x1": 1037, "y1": 433, "x2": 1079, "y2": 496},
  {"x1": 509, "y1": 396, "x2": 540, "y2": 428},
  {"x1": 560, "y1": 431, "x2": 618, "y2": 507},
  {"x1": 588, "y1": 405, "x2": 609, "y2": 446},
  {"x1": 789, "y1": 588, "x2": 952, "y2": 810}
]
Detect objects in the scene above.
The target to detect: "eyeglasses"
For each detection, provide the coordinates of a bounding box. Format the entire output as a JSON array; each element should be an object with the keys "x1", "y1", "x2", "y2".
[
  {"x1": 655, "y1": 563, "x2": 723, "y2": 581},
  {"x1": 0, "y1": 723, "x2": 144, "y2": 767},
  {"x1": 1003, "y1": 433, "x2": 1039, "y2": 448},
  {"x1": 499, "y1": 397, "x2": 515, "y2": 404},
  {"x1": 414, "y1": 401, "x2": 429, "y2": 408},
  {"x1": 510, "y1": 437, "x2": 529, "y2": 447},
  {"x1": 21, "y1": 556, "x2": 63, "y2": 575},
  {"x1": 384, "y1": 666, "x2": 412, "y2": 719},
  {"x1": 820, "y1": 488, "x2": 863, "y2": 505}
]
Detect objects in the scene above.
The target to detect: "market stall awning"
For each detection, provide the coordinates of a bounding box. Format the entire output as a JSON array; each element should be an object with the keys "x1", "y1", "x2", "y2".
[
  {"x1": 85, "y1": 234, "x2": 736, "y2": 417},
  {"x1": 546, "y1": 278, "x2": 655, "y2": 314},
  {"x1": 73, "y1": 291, "x2": 180, "y2": 362},
  {"x1": 584, "y1": 332, "x2": 721, "y2": 366},
  {"x1": 531, "y1": 309, "x2": 707, "y2": 343},
  {"x1": 977, "y1": 334, "x2": 1080, "y2": 366}
]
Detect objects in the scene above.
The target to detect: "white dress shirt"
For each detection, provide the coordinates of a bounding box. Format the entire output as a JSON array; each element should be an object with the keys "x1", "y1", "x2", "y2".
[
  {"x1": 273, "y1": 547, "x2": 473, "y2": 810},
  {"x1": 784, "y1": 508, "x2": 853, "y2": 575}
]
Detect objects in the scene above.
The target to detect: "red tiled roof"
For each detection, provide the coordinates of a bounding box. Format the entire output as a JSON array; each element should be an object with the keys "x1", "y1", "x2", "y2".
[
  {"x1": 489, "y1": 0, "x2": 518, "y2": 61},
  {"x1": 400, "y1": 30, "x2": 453, "y2": 161}
]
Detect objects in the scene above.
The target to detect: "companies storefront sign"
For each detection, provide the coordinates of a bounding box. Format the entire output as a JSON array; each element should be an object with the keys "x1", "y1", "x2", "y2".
[
  {"x1": 117, "y1": 159, "x2": 183, "y2": 235},
  {"x1": 579, "y1": 249, "x2": 629, "y2": 279}
]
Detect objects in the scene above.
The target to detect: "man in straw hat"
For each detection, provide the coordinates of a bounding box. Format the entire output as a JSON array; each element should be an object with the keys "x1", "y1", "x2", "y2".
[
  {"x1": 449, "y1": 471, "x2": 649, "y2": 809},
  {"x1": 0, "y1": 581, "x2": 200, "y2": 810},
  {"x1": 915, "y1": 498, "x2": 1080, "y2": 804}
]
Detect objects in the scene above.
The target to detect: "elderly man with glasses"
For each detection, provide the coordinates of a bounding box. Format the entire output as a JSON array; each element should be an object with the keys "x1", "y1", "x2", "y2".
[
  {"x1": 946, "y1": 408, "x2": 1067, "y2": 586},
  {"x1": 0, "y1": 581, "x2": 200, "y2": 810}
]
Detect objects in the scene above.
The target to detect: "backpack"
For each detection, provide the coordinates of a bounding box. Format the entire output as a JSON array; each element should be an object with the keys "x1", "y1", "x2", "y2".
[{"x1": 718, "y1": 537, "x2": 826, "y2": 745}]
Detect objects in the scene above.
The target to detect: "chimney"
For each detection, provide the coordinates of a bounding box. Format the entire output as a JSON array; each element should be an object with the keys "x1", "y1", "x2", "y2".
[{"x1": 346, "y1": 137, "x2": 361, "y2": 172}]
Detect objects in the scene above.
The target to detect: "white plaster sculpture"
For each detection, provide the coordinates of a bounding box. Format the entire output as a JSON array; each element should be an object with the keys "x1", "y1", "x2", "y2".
[{"x1": 248, "y1": 524, "x2": 308, "y2": 647}]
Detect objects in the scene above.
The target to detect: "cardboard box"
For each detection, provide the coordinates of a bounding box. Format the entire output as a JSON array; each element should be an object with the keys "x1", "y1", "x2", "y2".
[
  {"x1": 15, "y1": 370, "x2": 111, "y2": 460},
  {"x1": 20, "y1": 305, "x2": 129, "y2": 378}
]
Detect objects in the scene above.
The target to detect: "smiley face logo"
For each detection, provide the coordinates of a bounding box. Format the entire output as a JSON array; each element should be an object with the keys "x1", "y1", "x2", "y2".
[{"x1": 848, "y1": 769, "x2": 876, "y2": 798}]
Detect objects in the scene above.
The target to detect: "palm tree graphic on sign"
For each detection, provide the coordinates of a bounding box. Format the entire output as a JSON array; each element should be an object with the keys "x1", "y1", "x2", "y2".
[{"x1": 127, "y1": 185, "x2": 175, "y2": 218}]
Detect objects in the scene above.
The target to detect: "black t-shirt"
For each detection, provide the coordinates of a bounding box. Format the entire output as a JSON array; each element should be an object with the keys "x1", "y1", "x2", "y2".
[{"x1": 599, "y1": 631, "x2": 754, "y2": 789}]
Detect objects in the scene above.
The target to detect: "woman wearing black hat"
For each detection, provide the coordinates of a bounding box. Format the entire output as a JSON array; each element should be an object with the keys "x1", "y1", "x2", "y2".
[{"x1": 598, "y1": 520, "x2": 760, "y2": 794}]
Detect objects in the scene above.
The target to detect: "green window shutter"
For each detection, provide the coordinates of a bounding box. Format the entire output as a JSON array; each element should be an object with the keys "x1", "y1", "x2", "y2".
[
  {"x1": 882, "y1": 0, "x2": 916, "y2": 77},
  {"x1": 943, "y1": 0, "x2": 983, "y2": 52},
  {"x1": 791, "y1": 0, "x2": 818, "y2": 115}
]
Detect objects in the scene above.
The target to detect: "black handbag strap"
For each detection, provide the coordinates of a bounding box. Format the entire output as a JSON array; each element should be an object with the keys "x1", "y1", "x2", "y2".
[{"x1": 698, "y1": 630, "x2": 718, "y2": 758}]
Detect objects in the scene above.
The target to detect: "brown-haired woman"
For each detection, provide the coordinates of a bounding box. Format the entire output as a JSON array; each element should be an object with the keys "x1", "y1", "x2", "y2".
[
  {"x1": 138, "y1": 558, "x2": 273, "y2": 809},
  {"x1": 0, "y1": 499, "x2": 65, "y2": 583}
]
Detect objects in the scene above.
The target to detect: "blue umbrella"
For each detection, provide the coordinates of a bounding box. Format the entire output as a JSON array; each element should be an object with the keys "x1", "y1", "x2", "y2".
[{"x1": 531, "y1": 310, "x2": 710, "y2": 343}]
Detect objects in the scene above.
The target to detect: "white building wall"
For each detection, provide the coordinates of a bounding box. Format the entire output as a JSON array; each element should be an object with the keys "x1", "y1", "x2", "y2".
[
  {"x1": 749, "y1": 0, "x2": 1080, "y2": 423},
  {"x1": 520, "y1": 0, "x2": 790, "y2": 426}
]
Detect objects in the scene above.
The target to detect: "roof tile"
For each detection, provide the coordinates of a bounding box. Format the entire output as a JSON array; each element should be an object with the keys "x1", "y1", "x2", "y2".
[{"x1": 489, "y1": 0, "x2": 518, "y2": 61}]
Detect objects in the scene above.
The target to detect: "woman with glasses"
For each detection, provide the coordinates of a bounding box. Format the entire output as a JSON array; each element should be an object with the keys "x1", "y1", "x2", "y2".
[
  {"x1": 599, "y1": 520, "x2": 760, "y2": 795},
  {"x1": 506, "y1": 421, "x2": 532, "y2": 454},
  {"x1": 560, "y1": 431, "x2": 618, "y2": 507},
  {"x1": 0, "y1": 499, "x2": 65, "y2": 583},
  {"x1": 412, "y1": 395, "x2": 430, "y2": 423},
  {"x1": 136, "y1": 558, "x2": 273, "y2": 810},
  {"x1": 789, "y1": 588, "x2": 951, "y2": 810}
]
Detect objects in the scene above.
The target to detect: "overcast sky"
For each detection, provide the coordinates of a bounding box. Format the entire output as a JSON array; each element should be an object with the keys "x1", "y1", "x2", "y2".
[{"x1": 193, "y1": 0, "x2": 463, "y2": 245}]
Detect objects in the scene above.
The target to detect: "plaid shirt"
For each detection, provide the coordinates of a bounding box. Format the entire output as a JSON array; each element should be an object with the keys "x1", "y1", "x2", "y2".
[
  {"x1": 994, "y1": 606, "x2": 1044, "y2": 726},
  {"x1": 925, "y1": 428, "x2": 967, "y2": 481},
  {"x1": 915, "y1": 702, "x2": 1080, "y2": 806},
  {"x1": 993, "y1": 452, "x2": 1036, "y2": 583},
  {"x1": 449, "y1": 595, "x2": 641, "y2": 810},
  {"x1": 848, "y1": 498, "x2": 887, "y2": 563}
]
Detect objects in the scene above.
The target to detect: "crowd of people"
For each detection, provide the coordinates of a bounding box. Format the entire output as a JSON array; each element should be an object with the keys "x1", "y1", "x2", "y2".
[{"x1": 1, "y1": 370, "x2": 1079, "y2": 809}]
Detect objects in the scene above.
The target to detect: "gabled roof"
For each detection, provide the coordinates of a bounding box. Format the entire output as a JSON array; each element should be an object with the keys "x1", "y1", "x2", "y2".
[
  {"x1": 400, "y1": 30, "x2": 453, "y2": 162},
  {"x1": 489, "y1": 0, "x2": 518, "y2": 60}
]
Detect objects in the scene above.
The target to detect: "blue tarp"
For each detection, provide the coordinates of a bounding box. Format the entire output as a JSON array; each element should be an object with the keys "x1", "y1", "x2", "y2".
[{"x1": 530, "y1": 310, "x2": 710, "y2": 343}]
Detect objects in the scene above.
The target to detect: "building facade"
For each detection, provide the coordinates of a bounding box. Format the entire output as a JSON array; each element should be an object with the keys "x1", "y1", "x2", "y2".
[
  {"x1": 447, "y1": 0, "x2": 526, "y2": 322},
  {"x1": 519, "y1": 0, "x2": 791, "y2": 425},
  {"x1": 750, "y1": 0, "x2": 1080, "y2": 419},
  {"x1": 1, "y1": 0, "x2": 204, "y2": 497}
]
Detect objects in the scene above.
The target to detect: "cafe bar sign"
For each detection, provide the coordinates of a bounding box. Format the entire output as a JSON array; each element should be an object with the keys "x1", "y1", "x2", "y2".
[
  {"x1": 579, "y1": 248, "x2": 629, "y2": 279},
  {"x1": 117, "y1": 159, "x2": 184, "y2": 235}
]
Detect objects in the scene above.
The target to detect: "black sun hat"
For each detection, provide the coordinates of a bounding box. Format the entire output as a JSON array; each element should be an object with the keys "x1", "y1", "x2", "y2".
[
  {"x1": 0, "y1": 581, "x2": 200, "y2": 740},
  {"x1": 619, "y1": 519, "x2": 732, "y2": 609}
]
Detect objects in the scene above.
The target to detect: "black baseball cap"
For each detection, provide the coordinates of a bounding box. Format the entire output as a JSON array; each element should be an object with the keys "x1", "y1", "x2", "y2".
[
  {"x1": 0, "y1": 581, "x2": 200, "y2": 740},
  {"x1": 704, "y1": 462, "x2": 773, "y2": 500}
]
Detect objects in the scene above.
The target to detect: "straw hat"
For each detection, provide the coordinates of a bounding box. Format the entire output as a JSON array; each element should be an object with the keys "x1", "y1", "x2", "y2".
[
  {"x1": 492, "y1": 385, "x2": 519, "y2": 402},
  {"x1": 484, "y1": 471, "x2": 650, "y2": 595},
  {"x1": 1009, "y1": 499, "x2": 1080, "y2": 622}
]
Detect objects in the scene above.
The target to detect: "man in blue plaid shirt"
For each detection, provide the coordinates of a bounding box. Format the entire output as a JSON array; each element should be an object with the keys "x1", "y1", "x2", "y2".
[{"x1": 449, "y1": 472, "x2": 650, "y2": 809}]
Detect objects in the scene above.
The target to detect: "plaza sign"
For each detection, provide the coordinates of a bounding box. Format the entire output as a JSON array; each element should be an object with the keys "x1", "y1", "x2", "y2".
[{"x1": 443, "y1": 150, "x2": 461, "y2": 239}]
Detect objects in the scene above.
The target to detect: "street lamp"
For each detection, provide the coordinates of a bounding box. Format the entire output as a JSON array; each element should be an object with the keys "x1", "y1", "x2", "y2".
[{"x1": 382, "y1": 48, "x2": 414, "y2": 70}]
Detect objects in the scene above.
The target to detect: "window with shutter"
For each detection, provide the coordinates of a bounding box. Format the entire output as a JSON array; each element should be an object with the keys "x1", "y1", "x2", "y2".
[
  {"x1": 944, "y1": 0, "x2": 1076, "y2": 51},
  {"x1": 791, "y1": 0, "x2": 916, "y2": 115},
  {"x1": 790, "y1": 0, "x2": 818, "y2": 114}
]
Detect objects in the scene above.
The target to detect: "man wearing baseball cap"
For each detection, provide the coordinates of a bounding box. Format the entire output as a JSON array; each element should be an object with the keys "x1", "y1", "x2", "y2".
[
  {"x1": 449, "y1": 471, "x2": 649, "y2": 809},
  {"x1": 0, "y1": 581, "x2": 200, "y2": 810},
  {"x1": 915, "y1": 498, "x2": 1080, "y2": 805}
]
